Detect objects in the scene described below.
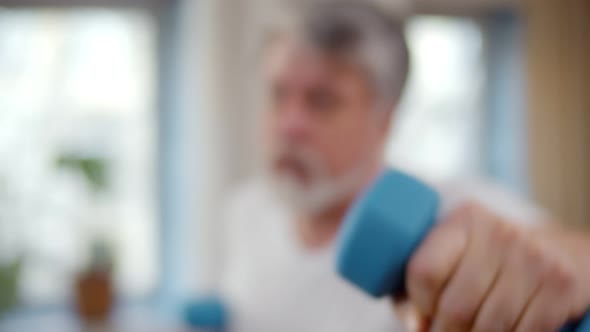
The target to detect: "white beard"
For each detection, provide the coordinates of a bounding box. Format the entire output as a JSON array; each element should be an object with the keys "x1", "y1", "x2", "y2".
[{"x1": 268, "y1": 155, "x2": 375, "y2": 215}]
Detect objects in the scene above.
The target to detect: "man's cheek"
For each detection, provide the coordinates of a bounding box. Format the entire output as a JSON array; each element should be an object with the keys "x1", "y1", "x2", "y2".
[{"x1": 329, "y1": 141, "x2": 363, "y2": 173}]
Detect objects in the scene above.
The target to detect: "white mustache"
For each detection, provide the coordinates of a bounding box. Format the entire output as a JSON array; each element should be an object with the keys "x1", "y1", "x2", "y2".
[{"x1": 274, "y1": 146, "x2": 327, "y2": 181}]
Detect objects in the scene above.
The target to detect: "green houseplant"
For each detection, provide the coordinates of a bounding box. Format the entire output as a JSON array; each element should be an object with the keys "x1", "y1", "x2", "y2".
[
  {"x1": 0, "y1": 258, "x2": 22, "y2": 318},
  {"x1": 56, "y1": 153, "x2": 115, "y2": 324}
]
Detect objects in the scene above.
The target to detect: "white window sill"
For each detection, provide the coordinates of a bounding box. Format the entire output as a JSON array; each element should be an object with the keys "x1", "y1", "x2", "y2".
[{"x1": 0, "y1": 304, "x2": 191, "y2": 332}]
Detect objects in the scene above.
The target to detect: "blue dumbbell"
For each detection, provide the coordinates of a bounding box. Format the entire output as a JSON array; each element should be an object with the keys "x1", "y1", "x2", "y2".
[
  {"x1": 184, "y1": 297, "x2": 228, "y2": 331},
  {"x1": 337, "y1": 168, "x2": 590, "y2": 332}
]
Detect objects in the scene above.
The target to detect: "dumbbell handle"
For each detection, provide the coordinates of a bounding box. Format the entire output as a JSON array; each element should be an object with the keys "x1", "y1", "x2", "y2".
[{"x1": 337, "y1": 169, "x2": 590, "y2": 332}]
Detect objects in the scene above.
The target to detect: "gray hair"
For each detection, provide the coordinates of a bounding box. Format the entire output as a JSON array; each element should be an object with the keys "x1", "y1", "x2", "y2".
[{"x1": 261, "y1": 1, "x2": 410, "y2": 111}]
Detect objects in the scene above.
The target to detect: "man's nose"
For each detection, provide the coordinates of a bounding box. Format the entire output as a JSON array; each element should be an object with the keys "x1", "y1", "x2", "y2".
[{"x1": 277, "y1": 105, "x2": 312, "y2": 143}]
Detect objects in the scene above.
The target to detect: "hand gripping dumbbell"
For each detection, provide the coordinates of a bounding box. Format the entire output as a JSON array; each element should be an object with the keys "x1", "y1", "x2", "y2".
[{"x1": 336, "y1": 169, "x2": 590, "y2": 332}]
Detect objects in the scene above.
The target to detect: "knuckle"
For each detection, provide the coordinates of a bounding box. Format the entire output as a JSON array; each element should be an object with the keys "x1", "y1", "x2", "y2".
[
  {"x1": 528, "y1": 244, "x2": 576, "y2": 293},
  {"x1": 439, "y1": 296, "x2": 476, "y2": 327},
  {"x1": 491, "y1": 220, "x2": 517, "y2": 245},
  {"x1": 447, "y1": 200, "x2": 484, "y2": 228},
  {"x1": 521, "y1": 238, "x2": 545, "y2": 266},
  {"x1": 459, "y1": 200, "x2": 481, "y2": 218},
  {"x1": 548, "y1": 260, "x2": 576, "y2": 291},
  {"x1": 408, "y1": 255, "x2": 440, "y2": 291}
]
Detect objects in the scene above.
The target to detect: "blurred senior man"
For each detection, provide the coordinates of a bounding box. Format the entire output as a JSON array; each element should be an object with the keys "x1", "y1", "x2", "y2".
[{"x1": 219, "y1": 2, "x2": 590, "y2": 332}]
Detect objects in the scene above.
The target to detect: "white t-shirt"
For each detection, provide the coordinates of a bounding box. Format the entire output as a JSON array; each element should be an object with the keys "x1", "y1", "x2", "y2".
[{"x1": 220, "y1": 176, "x2": 544, "y2": 332}]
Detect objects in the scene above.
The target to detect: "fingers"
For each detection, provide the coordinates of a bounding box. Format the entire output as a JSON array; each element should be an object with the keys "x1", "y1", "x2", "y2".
[
  {"x1": 472, "y1": 230, "x2": 544, "y2": 331},
  {"x1": 406, "y1": 206, "x2": 468, "y2": 319},
  {"x1": 405, "y1": 200, "x2": 585, "y2": 332},
  {"x1": 514, "y1": 260, "x2": 575, "y2": 332},
  {"x1": 433, "y1": 204, "x2": 505, "y2": 331}
]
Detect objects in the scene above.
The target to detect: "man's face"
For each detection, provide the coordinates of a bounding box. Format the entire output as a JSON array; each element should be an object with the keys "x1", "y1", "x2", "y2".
[{"x1": 262, "y1": 39, "x2": 389, "y2": 213}]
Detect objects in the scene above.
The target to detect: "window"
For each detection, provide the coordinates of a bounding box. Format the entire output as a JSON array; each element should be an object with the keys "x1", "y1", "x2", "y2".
[
  {"x1": 386, "y1": 16, "x2": 485, "y2": 181},
  {"x1": 0, "y1": 8, "x2": 158, "y2": 305}
]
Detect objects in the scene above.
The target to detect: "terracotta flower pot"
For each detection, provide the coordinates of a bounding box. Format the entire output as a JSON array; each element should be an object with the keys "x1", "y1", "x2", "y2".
[{"x1": 75, "y1": 270, "x2": 114, "y2": 324}]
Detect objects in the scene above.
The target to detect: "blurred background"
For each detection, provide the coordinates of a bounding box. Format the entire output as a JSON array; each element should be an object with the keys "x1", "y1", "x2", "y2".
[{"x1": 0, "y1": 0, "x2": 588, "y2": 331}]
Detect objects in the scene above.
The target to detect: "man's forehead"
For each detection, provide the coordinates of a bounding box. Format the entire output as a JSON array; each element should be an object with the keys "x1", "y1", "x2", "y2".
[{"x1": 264, "y1": 39, "x2": 360, "y2": 86}]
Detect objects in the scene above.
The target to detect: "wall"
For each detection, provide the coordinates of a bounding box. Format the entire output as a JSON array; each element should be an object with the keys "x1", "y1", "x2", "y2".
[{"x1": 525, "y1": 0, "x2": 590, "y2": 228}]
